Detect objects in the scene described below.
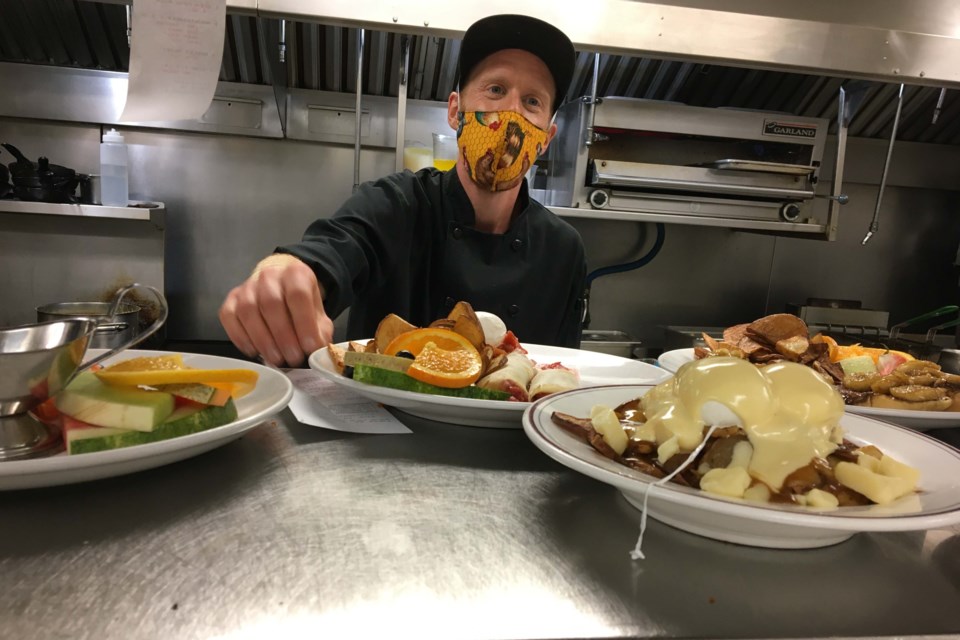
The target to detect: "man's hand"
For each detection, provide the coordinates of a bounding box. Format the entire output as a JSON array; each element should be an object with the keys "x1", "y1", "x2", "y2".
[{"x1": 219, "y1": 254, "x2": 333, "y2": 367}]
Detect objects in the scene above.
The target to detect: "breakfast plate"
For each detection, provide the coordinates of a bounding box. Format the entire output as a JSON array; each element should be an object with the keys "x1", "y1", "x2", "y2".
[
  {"x1": 523, "y1": 384, "x2": 960, "y2": 548},
  {"x1": 657, "y1": 347, "x2": 696, "y2": 374},
  {"x1": 656, "y1": 348, "x2": 960, "y2": 431},
  {"x1": 308, "y1": 342, "x2": 671, "y2": 428},
  {"x1": 0, "y1": 350, "x2": 293, "y2": 490}
]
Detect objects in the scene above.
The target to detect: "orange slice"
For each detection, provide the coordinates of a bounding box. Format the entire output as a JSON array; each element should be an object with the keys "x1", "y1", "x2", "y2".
[
  {"x1": 830, "y1": 344, "x2": 914, "y2": 364},
  {"x1": 94, "y1": 355, "x2": 258, "y2": 398},
  {"x1": 406, "y1": 341, "x2": 483, "y2": 388},
  {"x1": 383, "y1": 327, "x2": 477, "y2": 357}
]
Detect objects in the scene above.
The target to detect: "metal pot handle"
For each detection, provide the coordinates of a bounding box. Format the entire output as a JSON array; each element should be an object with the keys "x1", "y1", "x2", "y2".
[{"x1": 75, "y1": 283, "x2": 168, "y2": 372}]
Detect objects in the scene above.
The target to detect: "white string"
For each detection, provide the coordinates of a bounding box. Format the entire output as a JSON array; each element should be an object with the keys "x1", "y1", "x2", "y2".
[{"x1": 630, "y1": 423, "x2": 720, "y2": 560}]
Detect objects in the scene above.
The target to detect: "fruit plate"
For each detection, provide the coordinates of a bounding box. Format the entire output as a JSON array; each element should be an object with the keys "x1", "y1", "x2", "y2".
[
  {"x1": 523, "y1": 384, "x2": 960, "y2": 549},
  {"x1": 308, "y1": 342, "x2": 671, "y2": 428},
  {"x1": 656, "y1": 348, "x2": 960, "y2": 431},
  {"x1": 0, "y1": 350, "x2": 293, "y2": 490}
]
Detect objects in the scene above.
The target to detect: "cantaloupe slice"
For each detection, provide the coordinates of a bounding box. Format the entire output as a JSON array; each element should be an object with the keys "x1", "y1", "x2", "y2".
[{"x1": 94, "y1": 355, "x2": 258, "y2": 398}]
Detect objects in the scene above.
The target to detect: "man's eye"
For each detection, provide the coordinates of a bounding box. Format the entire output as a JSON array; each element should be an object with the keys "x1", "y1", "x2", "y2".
[
  {"x1": 525, "y1": 96, "x2": 542, "y2": 108},
  {"x1": 488, "y1": 85, "x2": 504, "y2": 95}
]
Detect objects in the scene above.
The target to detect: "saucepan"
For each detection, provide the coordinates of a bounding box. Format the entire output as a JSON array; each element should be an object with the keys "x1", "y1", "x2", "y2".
[
  {"x1": 36, "y1": 301, "x2": 141, "y2": 350},
  {"x1": 2, "y1": 143, "x2": 79, "y2": 203}
]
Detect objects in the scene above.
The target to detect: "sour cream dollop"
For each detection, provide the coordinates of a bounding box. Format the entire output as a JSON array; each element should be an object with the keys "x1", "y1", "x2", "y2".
[{"x1": 475, "y1": 311, "x2": 507, "y2": 347}]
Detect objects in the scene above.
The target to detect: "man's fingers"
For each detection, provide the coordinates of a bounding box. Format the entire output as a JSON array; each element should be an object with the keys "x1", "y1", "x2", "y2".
[
  {"x1": 255, "y1": 272, "x2": 305, "y2": 366},
  {"x1": 219, "y1": 292, "x2": 257, "y2": 358},
  {"x1": 285, "y1": 277, "x2": 327, "y2": 357},
  {"x1": 233, "y1": 289, "x2": 286, "y2": 366}
]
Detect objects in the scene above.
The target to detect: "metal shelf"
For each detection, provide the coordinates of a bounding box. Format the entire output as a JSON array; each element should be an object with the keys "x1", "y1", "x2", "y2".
[
  {"x1": 548, "y1": 205, "x2": 827, "y2": 235},
  {"x1": 0, "y1": 200, "x2": 165, "y2": 226}
]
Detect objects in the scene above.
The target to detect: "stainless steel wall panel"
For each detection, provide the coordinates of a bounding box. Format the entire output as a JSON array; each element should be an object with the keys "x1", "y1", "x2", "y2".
[
  {"x1": 286, "y1": 89, "x2": 448, "y2": 148},
  {"x1": 767, "y1": 183, "x2": 960, "y2": 327},
  {"x1": 570, "y1": 218, "x2": 779, "y2": 344},
  {"x1": 125, "y1": 131, "x2": 395, "y2": 339},
  {"x1": 0, "y1": 212, "x2": 165, "y2": 329},
  {"x1": 0, "y1": 63, "x2": 283, "y2": 138},
  {"x1": 2, "y1": 115, "x2": 957, "y2": 345}
]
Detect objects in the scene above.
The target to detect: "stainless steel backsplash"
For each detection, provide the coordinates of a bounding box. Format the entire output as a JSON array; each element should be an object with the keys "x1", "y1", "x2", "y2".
[{"x1": 2, "y1": 117, "x2": 958, "y2": 349}]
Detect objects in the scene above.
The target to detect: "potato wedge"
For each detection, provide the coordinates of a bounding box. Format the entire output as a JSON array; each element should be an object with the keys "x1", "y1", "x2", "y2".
[
  {"x1": 348, "y1": 340, "x2": 370, "y2": 354},
  {"x1": 447, "y1": 301, "x2": 485, "y2": 352},
  {"x1": 328, "y1": 342, "x2": 347, "y2": 374},
  {"x1": 374, "y1": 314, "x2": 417, "y2": 354}
]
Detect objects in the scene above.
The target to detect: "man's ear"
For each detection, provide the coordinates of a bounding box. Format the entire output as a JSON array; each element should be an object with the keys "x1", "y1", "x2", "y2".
[
  {"x1": 447, "y1": 92, "x2": 460, "y2": 130},
  {"x1": 541, "y1": 121, "x2": 558, "y2": 154}
]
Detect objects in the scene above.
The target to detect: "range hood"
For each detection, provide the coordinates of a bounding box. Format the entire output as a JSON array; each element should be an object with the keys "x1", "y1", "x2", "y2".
[{"x1": 1, "y1": 1, "x2": 959, "y2": 147}]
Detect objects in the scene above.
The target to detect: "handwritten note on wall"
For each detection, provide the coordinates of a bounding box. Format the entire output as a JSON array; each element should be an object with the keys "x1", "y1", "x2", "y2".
[{"x1": 120, "y1": 0, "x2": 226, "y2": 122}]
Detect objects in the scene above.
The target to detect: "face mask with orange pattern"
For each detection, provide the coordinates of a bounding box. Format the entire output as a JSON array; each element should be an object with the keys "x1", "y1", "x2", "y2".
[{"x1": 455, "y1": 110, "x2": 549, "y2": 192}]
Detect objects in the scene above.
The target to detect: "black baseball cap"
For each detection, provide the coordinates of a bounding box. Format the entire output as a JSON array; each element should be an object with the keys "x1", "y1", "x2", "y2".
[{"x1": 458, "y1": 14, "x2": 576, "y2": 113}]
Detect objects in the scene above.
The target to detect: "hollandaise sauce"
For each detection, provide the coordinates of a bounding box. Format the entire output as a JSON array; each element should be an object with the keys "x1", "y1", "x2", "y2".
[{"x1": 559, "y1": 357, "x2": 921, "y2": 507}]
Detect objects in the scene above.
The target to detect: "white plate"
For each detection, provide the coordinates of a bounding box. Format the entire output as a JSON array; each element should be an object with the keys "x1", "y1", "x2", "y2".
[
  {"x1": 523, "y1": 384, "x2": 960, "y2": 549},
  {"x1": 656, "y1": 348, "x2": 960, "y2": 431},
  {"x1": 0, "y1": 349, "x2": 293, "y2": 491},
  {"x1": 657, "y1": 347, "x2": 696, "y2": 374},
  {"x1": 842, "y1": 404, "x2": 960, "y2": 431},
  {"x1": 308, "y1": 342, "x2": 671, "y2": 428}
]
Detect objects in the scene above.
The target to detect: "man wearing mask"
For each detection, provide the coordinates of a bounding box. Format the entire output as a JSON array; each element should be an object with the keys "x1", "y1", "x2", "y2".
[{"x1": 220, "y1": 14, "x2": 585, "y2": 367}]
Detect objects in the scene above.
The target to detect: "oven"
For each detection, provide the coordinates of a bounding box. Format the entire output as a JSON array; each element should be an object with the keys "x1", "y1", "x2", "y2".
[{"x1": 545, "y1": 97, "x2": 831, "y2": 234}]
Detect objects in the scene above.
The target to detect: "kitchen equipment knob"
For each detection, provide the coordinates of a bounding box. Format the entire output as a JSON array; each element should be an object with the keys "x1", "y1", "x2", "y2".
[
  {"x1": 588, "y1": 189, "x2": 609, "y2": 209},
  {"x1": 780, "y1": 203, "x2": 802, "y2": 222}
]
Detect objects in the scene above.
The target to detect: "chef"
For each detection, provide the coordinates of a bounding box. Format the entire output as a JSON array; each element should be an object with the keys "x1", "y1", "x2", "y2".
[{"x1": 219, "y1": 14, "x2": 586, "y2": 367}]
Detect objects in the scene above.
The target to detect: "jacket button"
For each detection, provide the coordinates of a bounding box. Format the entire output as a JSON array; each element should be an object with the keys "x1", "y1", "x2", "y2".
[
  {"x1": 452, "y1": 226, "x2": 463, "y2": 239},
  {"x1": 507, "y1": 304, "x2": 520, "y2": 316},
  {"x1": 511, "y1": 238, "x2": 523, "y2": 251}
]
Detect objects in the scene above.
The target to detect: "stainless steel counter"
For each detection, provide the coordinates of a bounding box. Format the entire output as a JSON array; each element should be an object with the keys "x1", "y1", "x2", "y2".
[{"x1": 1, "y1": 410, "x2": 959, "y2": 640}]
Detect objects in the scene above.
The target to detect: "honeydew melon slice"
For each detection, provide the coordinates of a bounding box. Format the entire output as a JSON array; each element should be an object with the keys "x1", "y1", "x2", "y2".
[{"x1": 55, "y1": 372, "x2": 175, "y2": 432}]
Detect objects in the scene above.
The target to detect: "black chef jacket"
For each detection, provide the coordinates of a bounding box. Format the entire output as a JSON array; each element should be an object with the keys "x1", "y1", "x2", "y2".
[{"x1": 278, "y1": 168, "x2": 586, "y2": 348}]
